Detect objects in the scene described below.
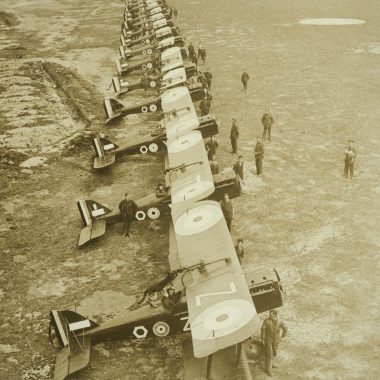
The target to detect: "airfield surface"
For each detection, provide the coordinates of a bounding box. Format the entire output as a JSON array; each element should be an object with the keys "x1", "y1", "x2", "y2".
[{"x1": 1, "y1": 0, "x2": 380, "y2": 379}]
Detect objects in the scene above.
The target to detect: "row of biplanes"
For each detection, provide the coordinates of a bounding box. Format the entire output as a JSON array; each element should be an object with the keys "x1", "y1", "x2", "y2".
[{"x1": 49, "y1": 1, "x2": 285, "y2": 379}]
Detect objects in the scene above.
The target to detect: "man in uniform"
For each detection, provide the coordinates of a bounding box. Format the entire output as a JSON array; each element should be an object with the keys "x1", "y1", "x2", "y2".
[
  {"x1": 205, "y1": 135, "x2": 219, "y2": 160},
  {"x1": 261, "y1": 310, "x2": 288, "y2": 377},
  {"x1": 209, "y1": 155, "x2": 219, "y2": 175},
  {"x1": 261, "y1": 109, "x2": 274, "y2": 141},
  {"x1": 344, "y1": 140, "x2": 357, "y2": 178},
  {"x1": 200, "y1": 47, "x2": 207, "y2": 64},
  {"x1": 254, "y1": 137, "x2": 264, "y2": 176},
  {"x1": 118, "y1": 193, "x2": 138, "y2": 237},
  {"x1": 188, "y1": 42, "x2": 195, "y2": 60},
  {"x1": 197, "y1": 43, "x2": 203, "y2": 59},
  {"x1": 199, "y1": 95, "x2": 211, "y2": 116},
  {"x1": 156, "y1": 183, "x2": 167, "y2": 198},
  {"x1": 220, "y1": 193, "x2": 234, "y2": 232},
  {"x1": 233, "y1": 155, "x2": 244, "y2": 192},
  {"x1": 230, "y1": 118, "x2": 240, "y2": 154},
  {"x1": 203, "y1": 69, "x2": 213, "y2": 89},
  {"x1": 241, "y1": 69, "x2": 250, "y2": 92},
  {"x1": 234, "y1": 238, "x2": 245, "y2": 263}
]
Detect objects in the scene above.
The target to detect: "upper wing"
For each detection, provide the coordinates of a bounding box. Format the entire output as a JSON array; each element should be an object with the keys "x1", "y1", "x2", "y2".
[
  {"x1": 164, "y1": 129, "x2": 214, "y2": 204},
  {"x1": 171, "y1": 200, "x2": 260, "y2": 358}
]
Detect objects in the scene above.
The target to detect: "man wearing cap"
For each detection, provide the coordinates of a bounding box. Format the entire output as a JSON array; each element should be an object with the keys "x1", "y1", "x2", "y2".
[
  {"x1": 203, "y1": 69, "x2": 213, "y2": 89},
  {"x1": 344, "y1": 140, "x2": 357, "y2": 179},
  {"x1": 220, "y1": 193, "x2": 234, "y2": 232},
  {"x1": 199, "y1": 95, "x2": 211, "y2": 116},
  {"x1": 230, "y1": 118, "x2": 240, "y2": 154},
  {"x1": 118, "y1": 193, "x2": 138, "y2": 237},
  {"x1": 188, "y1": 42, "x2": 196, "y2": 60},
  {"x1": 254, "y1": 137, "x2": 265, "y2": 175},
  {"x1": 261, "y1": 310, "x2": 288, "y2": 377},
  {"x1": 233, "y1": 155, "x2": 244, "y2": 192},
  {"x1": 261, "y1": 110, "x2": 274, "y2": 142},
  {"x1": 234, "y1": 238, "x2": 245, "y2": 263},
  {"x1": 209, "y1": 155, "x2": 219, "y2": 175},
  {"x1": 205, "y1": 135, "x2": 219, "y2": 160},
  {"x1": 241, "y1": 69, "x2": 250, "y2": 92}
]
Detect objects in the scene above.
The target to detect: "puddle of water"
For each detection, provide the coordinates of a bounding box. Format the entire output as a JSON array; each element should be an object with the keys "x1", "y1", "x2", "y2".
[{"x1": 299, "y1": 18, "x2": 366, "y2": 26}]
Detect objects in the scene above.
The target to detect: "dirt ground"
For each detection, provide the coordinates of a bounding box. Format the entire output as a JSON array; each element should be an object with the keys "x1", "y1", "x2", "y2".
[{"x1": 1, "y1": 0, "x2": 380, "y2": 379}]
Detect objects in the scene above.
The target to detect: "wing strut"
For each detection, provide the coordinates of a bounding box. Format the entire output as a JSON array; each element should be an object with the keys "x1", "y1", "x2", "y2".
[{"x1": 206, "y1": 354, "x2": 213, "y2": 379}]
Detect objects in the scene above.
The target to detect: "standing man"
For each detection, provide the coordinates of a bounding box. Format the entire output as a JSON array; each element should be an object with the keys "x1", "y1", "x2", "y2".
[
  {"x1": 230, "y1": 118, "x2": 240, "y2": 154},
  {"x1": 188, "y1": 42, "x2": 195, "y2": 60},
  {"x1": 234, "y1": 238, "x2": 245, "y2": 263},
  {"x1": 118, "y1": 193, "x2": 138, "y2": 237},
  {"x1": 199, "y1": 95, "x2": 211, "y2": 116},
  {"x1": 197, "y1": 43, "x2": 203, "y2": 59},
  {"x1": 205, "y1": 135, "x2": 219, "y2": 160},
  {"x1": 254, "y1": 137, "x2": 264, "y2": 176},
  {"x1": 344, "y1": 140, "x2": 357, "y2": 179},
  {"x1": 261, "y1": 310, "x2": 288, "y2": 377},
  {"x1": 261, "y1": 109, "x2": 274, "y2": 141},
  {"x1": 200, "y1": 47, "x2": 207, "y2": 64},
  {"x1": 220, "y1": 193, "x2": 234, "y2": 232},
  {"x1": 241, "y1": 69, "x2": 250, "y2": 92},
  {"x1": 203, "y1": 69, "x2": 213, "y2": 89},
  {"x1": 209, "y1": 155, "x2": 219, "y2": 175},
  {"x1": 173, "y1": 8, "x2": 178, "y2": 19},
  {"x1": 233, "y1": 155, "x2": 244, "y2": 192}
]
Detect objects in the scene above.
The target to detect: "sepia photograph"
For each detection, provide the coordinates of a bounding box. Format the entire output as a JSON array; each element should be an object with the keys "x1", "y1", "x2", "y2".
[{"x1": 0, "y1": 0, "x2": 379, "y2": 379}]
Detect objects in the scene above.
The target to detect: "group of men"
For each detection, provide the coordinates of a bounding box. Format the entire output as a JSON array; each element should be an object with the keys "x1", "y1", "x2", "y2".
[{"x1": 188, "y1": 42, "x2": 207, "y2": 65}]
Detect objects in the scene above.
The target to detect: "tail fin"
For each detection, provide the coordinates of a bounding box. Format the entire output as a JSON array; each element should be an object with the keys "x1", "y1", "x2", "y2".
[
  {"x1": 115, "y1": 58, "x2": 128, "y2": 76},
  {"x1": 112, "y1": 76, "x2": 129, "y2": 97},
  {"x1": 49, "y1": 310, "x2": 98, "y2": 380},
  {"x1": 104, "y1": 98, "x2": 124, "y2": 123},
  {"x1": 92, "y1": 137, "x2": 117, "y2": 169},
  {"x1": 119, "y1": 45, "x2": 126, "y2": 59},
  {"x1": 77, "y1": 200, "x2": 112, "y2": 246}
]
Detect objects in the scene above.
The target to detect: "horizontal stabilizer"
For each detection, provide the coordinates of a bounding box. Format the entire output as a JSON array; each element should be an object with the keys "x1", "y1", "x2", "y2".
[{"x1": 78, "y1": 220, "x2": 106, "y2": 247}]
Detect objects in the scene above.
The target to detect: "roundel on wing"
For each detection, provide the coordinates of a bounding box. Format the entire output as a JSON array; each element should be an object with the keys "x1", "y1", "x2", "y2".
[{"x1": 191, "y1": 299, "x2": 256, "y2": 341}]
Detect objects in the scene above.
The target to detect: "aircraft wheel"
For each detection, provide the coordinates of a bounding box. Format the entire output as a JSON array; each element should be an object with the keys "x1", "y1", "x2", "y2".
[
  {"x1": 142, "y1": 50, "x2": 147, "y2": 55},
  {"x1": 135, "y1": 210, "x2": 146, "y2": 221},
  {"x1": 140, "y1": 145, "x2": 148, "y2": 154},
  {"x1": 145, "y1": 39, "x2": 150, "y2": 44},
  {"x1": 149, "y1": 80, "x2": 156, "y2": 88},
  {"x1": 149, "y1": 104, "x2": 158, "y2": 112},
  {"x1": 152, "y1": 321, "x2": 170, "y2": 337},
  {"x1": 147, "y1": 49, "x2": 152, "y2": 54},
  {"x1": 148, "y1": 143, "x2": 159, "y2": 153},
  {"x1": 142, "y1": 64, "x2": 147, "y2": 70},
  {"x1": 147, "y1": 63, "x2": 153, "y2": 70},
  {"x1": 147, "y1": 207, "x2": 160, "y2": 219},
  {"x1": 141, "y1": 106, "x2": 148, "y2": 113}
]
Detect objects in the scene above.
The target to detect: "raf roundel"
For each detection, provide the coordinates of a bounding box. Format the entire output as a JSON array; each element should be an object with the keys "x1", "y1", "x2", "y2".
[
  {"x1": 167, "y1": 132, "x2": 201, "y2": 154},
  {"x1": 171, "y1": 181, "x2": 214, "y2": 204},
  {"x1": 174, "y1": 204, "x2": 223, "y2": 236},
  {"x1": 152, "y1": 321, "x2": 170, "y2": 337},
  {"x1": 191, "y1": 299, "x2": 256, "y2": 341}
]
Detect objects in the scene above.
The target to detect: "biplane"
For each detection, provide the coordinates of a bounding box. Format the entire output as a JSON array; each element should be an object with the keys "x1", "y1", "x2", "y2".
[
  {"x1": 104, "y1": 83, "x2": 203, "y2": 123},
  {"x1": 112, "y1": 66, "x2": 202, "y2": 97},
  {"x1": 115, "y1": 46, "x2": 190, "y2": 77}
]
